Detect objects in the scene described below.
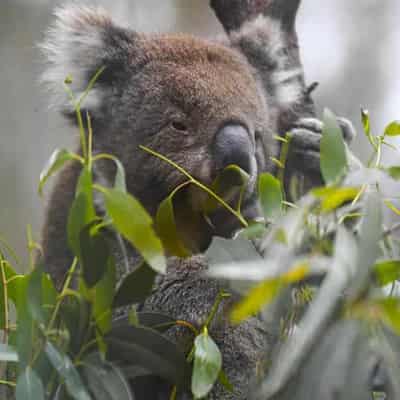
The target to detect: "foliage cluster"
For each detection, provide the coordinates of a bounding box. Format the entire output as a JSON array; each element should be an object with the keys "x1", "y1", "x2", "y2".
[{"x1": 1, "y1": 78, "x2": 400, "y2": 399}]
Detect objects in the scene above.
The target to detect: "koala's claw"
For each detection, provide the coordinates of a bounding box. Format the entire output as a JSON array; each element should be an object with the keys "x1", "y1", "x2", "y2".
[{"x1": 293, "y1": 116, "x2": 356, "y2": 144}]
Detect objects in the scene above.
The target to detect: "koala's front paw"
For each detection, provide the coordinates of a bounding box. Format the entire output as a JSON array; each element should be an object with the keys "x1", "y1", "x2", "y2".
[{"x1": 285, "y1": 116, "x2": 360, "y2": 193}]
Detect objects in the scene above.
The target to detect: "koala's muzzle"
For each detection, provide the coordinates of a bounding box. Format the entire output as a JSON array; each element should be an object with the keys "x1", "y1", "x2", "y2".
[{"x1": 213, "y1": 124, "x2": 254, "y2": 175}]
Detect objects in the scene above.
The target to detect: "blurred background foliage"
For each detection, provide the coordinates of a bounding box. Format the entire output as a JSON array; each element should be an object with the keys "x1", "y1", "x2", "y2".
[{"x1": 0, "y1": 0, "x2": 399, "y2": 265}]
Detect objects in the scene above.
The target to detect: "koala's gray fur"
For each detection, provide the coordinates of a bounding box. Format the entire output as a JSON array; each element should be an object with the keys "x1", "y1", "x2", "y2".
[{"x1": 39, "y1": 1, "x2": 357, "y2": 398}]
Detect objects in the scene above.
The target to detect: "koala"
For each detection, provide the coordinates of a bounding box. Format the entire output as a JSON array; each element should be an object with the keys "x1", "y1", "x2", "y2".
[{"x1": 39, "y1": 1, "x2": 357, "y2": 398}]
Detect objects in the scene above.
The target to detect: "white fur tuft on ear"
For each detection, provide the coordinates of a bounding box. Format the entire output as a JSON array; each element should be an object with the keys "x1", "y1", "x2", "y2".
[{"x1": 39, "y1": 4, "x2": 112, "y2": 112}]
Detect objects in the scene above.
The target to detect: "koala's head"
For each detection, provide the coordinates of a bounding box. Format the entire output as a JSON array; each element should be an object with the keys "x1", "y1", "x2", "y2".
[{"x1": 41, "y1": 5, "x2": 279, "y2": 251}]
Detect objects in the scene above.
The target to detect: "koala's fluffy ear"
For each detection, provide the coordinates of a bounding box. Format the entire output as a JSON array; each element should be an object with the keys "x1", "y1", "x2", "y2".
[{"x1": 40, "y1": 5, "x2": 138, "y2": 117}]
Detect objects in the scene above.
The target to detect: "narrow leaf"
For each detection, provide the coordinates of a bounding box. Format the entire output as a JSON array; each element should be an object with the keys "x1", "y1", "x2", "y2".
[
  {"x1": 156, "y1": 182, "x2": 191, "y2": 258},
  {"x1": 113, "y1": 262, "x2": 156, "y2": 308},
  {"x1": 320, "y1": 108, "x2": 348, "y2": 184},
  {"x1": 102, "y1": 188, "x2": 166, "y2": 274},
  {"x1": 361, "y1": 108, "x2": 371, "y2": 137},
  {"x1": 313, "y1": 187, "x2": 360, "y2": 212},
  {"x1": 67, "y1": 167, "x2": 96, "y2": 256},
  {"x1": 38, "y1": 149, "x2": 78, "y2": 196},
  {"x1": 45, "y1": 342, "x2": 91, "y2": 400},
  {"x1": 106, "y1": 325, "x2": 187, "y2": 385},
  {"x1": 231, "y1": 264, "x2": 309, "y2": 323},
  {"x1": 258, "y1": 173, "x2": 283, "y2": 219},
  {"x1": 82, "y1": 353, "x2": 133, "y2": 400},
  {"x1": 203, "y1": 165, "x2": 249, "y2": 213},
  {"x1": 16, "y1": 367, "x2": 45, "y2": 400},
  {"x1": 192, "y1": 333, "x2": 222, "y2": 399},
  {"x1": 79, "y1": 222, "x2": 110, "y2": 287}
]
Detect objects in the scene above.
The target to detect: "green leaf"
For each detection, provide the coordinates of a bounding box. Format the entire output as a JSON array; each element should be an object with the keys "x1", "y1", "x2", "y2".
[
  {"x1": 0, "y1": 260, "x2": 17, "y2": 328},
  {"x1": 384, "y1": 121, "x2": 400, "y2": 137},
  {"x1": 67, "y1": 167, "x2": 96, "y2": 256},
  {"x1": 374, "y1": 260, "x2": 400, "y2": 286},
  {"x1": 106, "y1": 325, "x2": 187, "y2": 385},
  {"x1": 156, "y1": 182, "x2": 191, "y2": 258},
  {"x1": 45, "y1": 341, "x2": 91, "y2": 400},
  {"x1": 320, "y1": 108, "x2": 348, "y2": 184},
  {"x1": 79, "y1": 222, "x2": 110, "y2": 288},
  {"x1": 238, "y1": 222, "x2": 267, "y2": 240},
  {"x1": 0, "y1": 343, "x2": 18, "y2": 362},
  {"x1": 27, "y1": 264, "x2": 45, "y2": 324},
  {"x1": 14, "y1": 275, "x2": 34, "y2": 369},
  {"x1": 348, "y1": 193, "x2": 382, "y2": 301},
  {"x1": 203, "y1": 165, "x2": 249, "y2": 213},
  {"x1": 81, "y1": 256, "x2": 116, "y2": 334},
  {"x1": 192, "y1": 333, "x2": 222, "y2": 399},
  {"x1": 361, "y1": 108, "x2": 371, "y2": 137},
  {"x1": 113, "y1": 158, "x2": 127, "y2": 193},
  {"x1": 60, "y1": 293, "x2": 90, "y2": 355},
  {"x1": 313, "y1": 186, "x2": 360, "y2": 212},
  {"x1": 230, "y1": 263, "x2": 309, "y2": 324},
  {"x1": 82, "y1": 353, "x2": 133, "y2": 400},
  {"x1": 101, "y1": 187, "x2": 166, "y2": 274},
  {"x1": 113, "y1": 262, "x2": 156, "y2": 308},
  {"x1": 377, "y1": 298, "x2": 400, "y2": 335},
  {"x1": 387, "y1": 166, "x2": 400, "y2": 180},
  {"x1": 258, "y1": 172, "x2": 283, "y2": 219},
  {"x1": 16, "y1": 367, "x2": 45, "y2": 400},
  {"x1": 38, "y1": 149, "x2": 79, "y2": 196}
]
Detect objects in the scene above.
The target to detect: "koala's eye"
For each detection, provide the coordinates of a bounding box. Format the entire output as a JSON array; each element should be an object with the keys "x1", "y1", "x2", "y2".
[{"x1": 171, "y1": 121, "x2": 188, "y2": 132}]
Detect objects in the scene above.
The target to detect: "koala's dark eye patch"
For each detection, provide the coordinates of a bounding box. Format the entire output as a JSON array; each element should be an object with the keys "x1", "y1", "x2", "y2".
[{"x1": 171, "y1": 121, "x2": 188, "y2": 132}]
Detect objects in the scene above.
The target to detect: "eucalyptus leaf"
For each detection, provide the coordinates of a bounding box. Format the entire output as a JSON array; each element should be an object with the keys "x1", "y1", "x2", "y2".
[
  {"x1": 313, "y1": 186, "x2": 360, "y2": 212},
  {"x1": 258, "y1": 172, "x2": 283, "y2": 219},
  {"x1": 361, "y1": 108, "x2": 371, "y2": 137},
  {"x1": 38, "y1": 149, "x2": 78, "y2": 196},
  {"x1": 113, "y1": 262, "x2": 156, "y2": 308},
  {"x1": 27, "y1": 264, "x2": 45, "y2": 324},
  {"x1": 16, "y1": 367, "x2": 45, "y2": 400},
  {"x1": 156, "y1": 182, "x2": 191, "y2": 258},
  {"x1": 106, "y1": 325, "x2": 187, "y2": 386},
  {"x1": 374, "y1": 260, "x2": 400, "y2": 286},
  {"x1": 191, "y1": 333, "x2": 222, "y2": 399},
  {"x1": 320, "y1": 108, "x2": 348, "y2": 184},
  {"x1": 82, "y1": 256, "x2": 116, "y2": 334},
  {"x1": 79, "y1": 222, "x2": 110, "y2": 288},
  {"x1": 384, "y1": 121, "x2": 400, "y2": 137},
  {"x1": 45, "y1": 341, "x2": 91, "y2": 400},
  {"x1": 82, "y1": 353, "x2": 133, "y2": 400},
  {"x1": 101, "y1": 187, "x2": 166, "y2": 274},
  {"x1": 387, "y1": 166, "x2": 400, "y2": 180},
  {"x1": 0, "y1": 260, "x2": 17, "y2": 328},
  {"x1": 203, "y1": 164, "x2": 249, "y2": 213},
  {"x1": 67, "y1": 168, "x2": 97, "y2": 257},
  {"x1": 113, "y1": 158, "x2": 127, "y2": 192}
]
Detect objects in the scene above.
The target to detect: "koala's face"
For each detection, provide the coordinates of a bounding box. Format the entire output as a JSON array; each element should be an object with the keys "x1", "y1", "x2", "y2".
[{"x1": 42, "y1": 6, "x2": 277, "y2": 251}]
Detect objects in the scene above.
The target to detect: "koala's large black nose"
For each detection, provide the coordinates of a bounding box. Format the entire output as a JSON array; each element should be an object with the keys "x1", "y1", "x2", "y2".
[{"x1": 213, "y1": 124, "x2": 253, "y2": 174}]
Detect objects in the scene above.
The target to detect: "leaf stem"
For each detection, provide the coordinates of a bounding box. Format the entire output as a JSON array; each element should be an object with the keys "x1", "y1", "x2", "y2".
[
  {"x1": 204, "y1": 290, "x2": 231, "y2": 330},
  {"x1": 0, "y1": 259, "x2": 9, "y2": 342},
  {"x1": 46, "y1": 258, "x2": 79, "y2": 333}
]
